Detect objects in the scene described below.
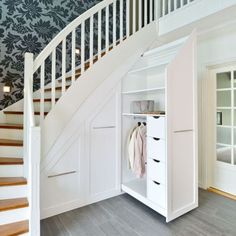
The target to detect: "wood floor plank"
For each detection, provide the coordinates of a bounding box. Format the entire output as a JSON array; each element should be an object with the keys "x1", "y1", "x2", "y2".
[
  {"x1": 208, "y1": 187, "x2": 236, "y2": 201},
  {"x1": 41, "y1": 190, "x2": 236, "y2": 236}
]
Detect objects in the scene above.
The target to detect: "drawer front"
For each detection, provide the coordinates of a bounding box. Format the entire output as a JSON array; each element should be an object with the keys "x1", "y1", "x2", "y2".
[
  {"x1": 147, "y1": 116, "x2": 166, "y2": 139},
  {"x1": 147, "y1": 137, "x2": 166, "y2": 162},
  {"x1": 147, "y1": 180, "x2": 166, "y2": 209},
  {"x1": 147, "y1": 159, "x2": 166, "y2": 184}
]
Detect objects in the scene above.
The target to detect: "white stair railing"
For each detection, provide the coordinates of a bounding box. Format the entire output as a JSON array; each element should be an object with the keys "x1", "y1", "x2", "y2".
[
  {"x1": 24, "y1": 53, "x2": 41, "y2": 236},
  {"x1": 30, "y1": 0, "x2": 158, "y2": 126},
  {"x1": 24, "y1": 0, "x2": 158, "y2": 235},
  {"x1": 159, "y1": 0, "x2": 195, "y2": 18}
]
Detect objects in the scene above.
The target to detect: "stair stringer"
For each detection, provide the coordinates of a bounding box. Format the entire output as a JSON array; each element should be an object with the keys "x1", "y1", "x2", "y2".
[
  {"x1": 41, "y1": 22, "x2": 157, "y2": 161},
  {"x1": 40, "y1": 23, "x2": 158, "y2": 219}
]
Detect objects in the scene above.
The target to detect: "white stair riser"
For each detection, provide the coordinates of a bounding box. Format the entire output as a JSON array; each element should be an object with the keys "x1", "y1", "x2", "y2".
[
  {"x1": 0, "y1": 146, "x2": 23, "y2": 157},
  {"x1": 57, "y1": 80, "x2": 72, "y2": 87},
  {"x1": 5, "y1": 115, "x2": 40, "y2": 126},
  {"x1": 34, "y1": 91, "x2": 62, "y2": 99},
  {"x1": 0, "y1": 186, "x2": 27, "y2": 200},
  {"x1": 0, "y1": 129, "x2": 23, "y2": 140},
  {"x1": 33, "y1": 102, "x2": 51, "y2": 112},
  {"x1": 0, "y1": 207, "x2": 28, "y2": 225},
  {"x1": 0, "y1": 165, "x2": 23, "y2": 177}
]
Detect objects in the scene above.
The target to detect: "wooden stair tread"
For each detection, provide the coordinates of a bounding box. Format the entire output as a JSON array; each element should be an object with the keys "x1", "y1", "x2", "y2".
[
  {"x1": 0, "y1": 220, "x2": 29, "y2": 236},
  {"x1": 0, "y1": 177, "x2": 27, "y2": 187},
  {"x1": 58, "y1": 37, "x2": 127, "y2": 83},
  {"x1": 0, "y1": 124, "x2": 23, "y2": 130},
  {"x1": 0, "y1": 139, "x2": 23, "y2": 147},
  {"x1": 0, "y1": 158, "x2": 23, "y2": 165},
  {"x1": 4, "y1": 111, "x2": 48, "y2": 116},
  {"x1": 44, "y1": 85, "x2": 70, "y2": 92},
  {"x1": 33, "y1": 98, "x2": 59, "y2": 102},
  {"x1": 0, "y1": 198, "x2": 28, "y2": 212}
]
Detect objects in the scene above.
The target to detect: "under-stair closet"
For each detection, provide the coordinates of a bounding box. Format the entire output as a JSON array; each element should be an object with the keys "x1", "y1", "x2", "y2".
[{"x1": 121, "y1": 32, "x2": 198, "y2": 222}]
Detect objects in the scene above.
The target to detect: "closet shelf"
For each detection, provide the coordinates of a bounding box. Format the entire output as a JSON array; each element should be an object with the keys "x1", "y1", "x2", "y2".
[
  {"x1": 128, "y1": 64, "x2": 166, "y2": 75},
  {"x1": 122, "y1": 179, "x2": 167, "y2": 217},
  {"x1": 122, "y1": 179, "x2": 147, "y2": 198},
  {"x1": 123, "y1": 113, "x2": 166, "y2": 118},
  {"x1": 122, "y1": 87, "x2": 165, "y2": 95}
]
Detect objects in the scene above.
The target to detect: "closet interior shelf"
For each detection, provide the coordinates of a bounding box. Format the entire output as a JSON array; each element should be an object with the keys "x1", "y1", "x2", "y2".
[
  {"x1": 122, "y1": 113, "x2": 166, "y2": 118},
  {"x1": 122, "y1": 87, "x2": 165, "y2": 95}
]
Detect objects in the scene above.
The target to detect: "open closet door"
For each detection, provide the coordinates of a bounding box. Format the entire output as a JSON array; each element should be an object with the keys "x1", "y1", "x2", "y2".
[{"x1": 166, "y1": 31, "x2": 198, "y2": 222}]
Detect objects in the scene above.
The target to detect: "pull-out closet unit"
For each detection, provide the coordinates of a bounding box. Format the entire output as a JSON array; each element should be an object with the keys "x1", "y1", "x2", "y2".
[{"x1": 121, "y1": 32, "x2": 198, "y2": 222}]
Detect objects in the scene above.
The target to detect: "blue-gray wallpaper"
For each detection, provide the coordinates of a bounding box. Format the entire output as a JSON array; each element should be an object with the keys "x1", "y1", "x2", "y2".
[{"x1": 0, "y1": 0, "x2": 102, "y2": 110}]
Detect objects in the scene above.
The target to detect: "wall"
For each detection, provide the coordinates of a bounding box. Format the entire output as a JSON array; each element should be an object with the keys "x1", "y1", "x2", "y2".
[
  {"x1": 158, "y1": 0, "x2": 236, "y2": 35},
  {"x1": 197, "y1": 21, "x2": 236, "y2": 188},
  {"x1": 0, "y1": 0, "x2": 102, "y2": 110},
  {"x1": 40, "y1": 23, "x2": 157, "y2": 218}
]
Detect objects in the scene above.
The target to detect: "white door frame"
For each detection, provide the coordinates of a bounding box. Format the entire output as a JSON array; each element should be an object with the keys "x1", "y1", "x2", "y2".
[{"x1": 205, "y1": 64, "x2": 236, "y2": 194}]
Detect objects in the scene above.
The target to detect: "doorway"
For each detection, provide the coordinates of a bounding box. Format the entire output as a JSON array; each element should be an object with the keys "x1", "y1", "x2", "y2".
[{"x1": 207, "y1": 65, "x2": 236, "y2": 196}]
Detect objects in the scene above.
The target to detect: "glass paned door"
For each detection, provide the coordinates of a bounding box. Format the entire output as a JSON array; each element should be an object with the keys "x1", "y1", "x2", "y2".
[
  {"x1": 216, "y1": 71, "x2": 236, "y2": 165},
  {"x1": 210, "y1": 67, "x2": 236, "y2": 196},
  {"x1": 216, "y1": 72, "x2": 232, "y2": 164}
]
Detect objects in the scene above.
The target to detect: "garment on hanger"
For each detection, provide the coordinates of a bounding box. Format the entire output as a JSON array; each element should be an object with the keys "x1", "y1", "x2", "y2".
[
  {"x1": 127, "y1": 123, "x2": 147, "y2": 178},
  {"x1": 133, "y1": 124, "x2": 147, "y2": 178},
  {"x1": 127, "y1": 124, "x2": 138, "y2": 170}
]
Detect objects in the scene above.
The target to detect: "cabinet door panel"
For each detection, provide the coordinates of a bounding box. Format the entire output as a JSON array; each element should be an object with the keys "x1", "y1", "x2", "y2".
[
  {"x1": 90, "y1": 128, "x2": 117, "y2": 196},
  {"x1": 167, "y1": 33, "x2": 195, "y2": 131},
  {"x1": 166, "y1": 32, "x2": 198, "y2": 222}
]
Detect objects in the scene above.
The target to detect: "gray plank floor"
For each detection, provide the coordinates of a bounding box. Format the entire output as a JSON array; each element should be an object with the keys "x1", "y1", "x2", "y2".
[{"x1": 41, "y1": 189, "x2": 236, "y2": 236}]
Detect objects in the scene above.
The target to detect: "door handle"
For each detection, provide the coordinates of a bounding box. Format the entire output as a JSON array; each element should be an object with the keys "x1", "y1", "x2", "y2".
[
  {"x1": 174, "y1": 129, "x2": 193, "y2": 133},
  {"x1": 153, "y1": 159, "x2": 160, "y2": 163},
  {"x1": 153, "y1": 137, "x2": 160, "y2": 141}
]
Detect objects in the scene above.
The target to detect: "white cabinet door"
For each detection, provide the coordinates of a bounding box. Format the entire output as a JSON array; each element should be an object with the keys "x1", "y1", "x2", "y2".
[
  {"x1": 166, "y1": 31, "x2": 198, "y2": 222},
  {"x1": 90, "y1": 128, "x2": 117, "y2": 197},
  {"x1": 167, "y1": 33, "x2": 195, "y2": 132}
]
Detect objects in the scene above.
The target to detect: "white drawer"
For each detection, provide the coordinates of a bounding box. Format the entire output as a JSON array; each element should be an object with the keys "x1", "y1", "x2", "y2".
[
  {"x1": 147, "y1": 116, "x2": 166, "y2": 139},
  {"x1": 147, "y1": 159, "x2": 166, "y2": 184},
  {"x1": 147, "y1": 137, "x2": 166, "y2": 162},
  {"x1": 147, "y1": 180, "x2": 166, "y2": 209}
]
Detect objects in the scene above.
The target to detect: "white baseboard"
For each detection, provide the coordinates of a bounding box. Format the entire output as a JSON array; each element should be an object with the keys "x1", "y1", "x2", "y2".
[
  {"x1": 41, "y1": 198, "x2": 85, "y2": 220},
  {"x1": 41, "y1": 189, "x2": 122, "y2": 220},
  {"x1": 198, "y1": 182, "x2": 206, "y2": 189},
  {"x1": 87, "y1": 189, "x2": 122, "y2": 205}
]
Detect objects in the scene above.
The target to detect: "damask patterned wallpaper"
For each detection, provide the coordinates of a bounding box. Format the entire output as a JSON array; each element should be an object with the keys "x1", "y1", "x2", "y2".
[{"x1": 0, "y1": 0, "x2": 102, "y2": 110}]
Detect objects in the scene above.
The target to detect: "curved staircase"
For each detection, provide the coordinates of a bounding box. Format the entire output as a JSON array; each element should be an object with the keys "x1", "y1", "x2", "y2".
[{"x1": 0, "y1": 0, "x2": 159, "y2": 235}]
